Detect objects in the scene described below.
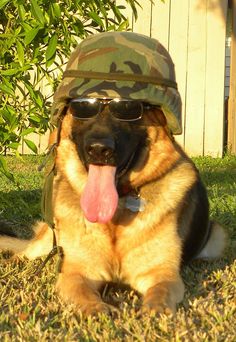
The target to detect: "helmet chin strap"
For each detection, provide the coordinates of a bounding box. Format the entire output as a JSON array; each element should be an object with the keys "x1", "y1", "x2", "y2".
[{"x1": 35, "y1": 119, "x2": 64, "y2": 275}]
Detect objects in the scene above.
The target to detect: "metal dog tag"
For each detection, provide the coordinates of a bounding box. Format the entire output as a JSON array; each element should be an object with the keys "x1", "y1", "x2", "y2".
[{"x1": 125, "y1": 195, "x2": 146, "y2": 212}]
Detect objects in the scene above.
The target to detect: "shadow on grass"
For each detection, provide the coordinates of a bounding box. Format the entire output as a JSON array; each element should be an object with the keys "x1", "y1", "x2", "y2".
[
  {"x1": 201, "y1": 168, "x2": 236, "y2": 188},
  {"x1": 0, "y1": 189, "x2": 42, "y2": 239}
]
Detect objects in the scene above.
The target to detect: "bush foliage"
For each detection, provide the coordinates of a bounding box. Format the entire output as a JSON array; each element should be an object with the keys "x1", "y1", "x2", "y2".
[{"x1": 0, "y1": 0, "x2": 140, "y2": 178}]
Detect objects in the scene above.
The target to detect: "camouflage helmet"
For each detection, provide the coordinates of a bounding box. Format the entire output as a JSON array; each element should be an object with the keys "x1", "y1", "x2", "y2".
[{"x1": 51, "y1": 31, "x2": 182, "y2": 134}]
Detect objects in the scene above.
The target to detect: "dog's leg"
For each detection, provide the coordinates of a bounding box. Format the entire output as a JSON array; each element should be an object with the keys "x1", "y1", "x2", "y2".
[
  {"x1": 140, "y1": 275, "x2": 185, "y2": 315},
  {"x1": 128, "y1": 260, "x2": 184, "y2": 315},
  {"x1": 122, "y1": 215, "x2": 184, "y2": 315},
  {"x1": 56, "y1": 272, "x2": 117, "y2": 316},
  {"x1": 0, "y1": 222, "x2": 52, "y2": 259}
]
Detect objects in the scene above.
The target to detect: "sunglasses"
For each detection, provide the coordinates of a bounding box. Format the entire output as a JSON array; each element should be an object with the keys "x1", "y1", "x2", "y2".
[{"x1": 68, "y1": 98, "x2": 156, "y2": 122}]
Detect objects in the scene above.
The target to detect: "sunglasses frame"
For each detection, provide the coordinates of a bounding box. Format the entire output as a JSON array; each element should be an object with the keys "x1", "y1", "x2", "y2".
[{"x1": 68, "y1": 98, "x2": 157, "y2": 122}]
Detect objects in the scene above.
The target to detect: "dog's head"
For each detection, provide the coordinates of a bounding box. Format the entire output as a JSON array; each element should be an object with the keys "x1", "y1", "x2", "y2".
[
  {"x1": 54, "y1": 100, "x2": 172, "y2": 224},
  {"x1": 69, "y1": 99, "x2": 149, "y2": 174},
  {"x1": 50, "y1": 32, "x2": 181, "y2": 224}
]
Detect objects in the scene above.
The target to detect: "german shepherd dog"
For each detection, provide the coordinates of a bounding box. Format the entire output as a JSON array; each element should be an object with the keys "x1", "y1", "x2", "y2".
[{"x1": 0, "y1": 105, "x2": 226, "y2": 316}]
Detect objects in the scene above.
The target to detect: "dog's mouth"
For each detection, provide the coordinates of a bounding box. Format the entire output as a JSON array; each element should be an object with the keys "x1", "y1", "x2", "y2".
[
  {"x1": 80, "y1": 164, "x2": 118, "y2": 224},
  {"x1": 80, "y1": 151, "x2": 137, "y2": 224}
]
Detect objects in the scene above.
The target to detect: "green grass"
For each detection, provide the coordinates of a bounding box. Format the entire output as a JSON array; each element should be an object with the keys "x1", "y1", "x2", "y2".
[{"x1": 0, "y1": 155, "x2": 236, "y2": 341}]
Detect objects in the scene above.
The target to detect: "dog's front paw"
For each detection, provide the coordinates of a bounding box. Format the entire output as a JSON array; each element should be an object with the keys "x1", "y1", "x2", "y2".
[
  {"x1": 78, "y1": 301, "x2": 119, "y2": 317},
  {"x1": 141, "y1": 298, "x2": 175, "y2": 316},
  {"x1": 140, "y1": 279, "x2": 184, "y2": 316}
]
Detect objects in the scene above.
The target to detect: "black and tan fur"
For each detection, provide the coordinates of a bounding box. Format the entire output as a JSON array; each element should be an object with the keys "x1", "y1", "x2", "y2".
[{"x1": 0, "y1": 108, "x2": 226, "y2": 315}]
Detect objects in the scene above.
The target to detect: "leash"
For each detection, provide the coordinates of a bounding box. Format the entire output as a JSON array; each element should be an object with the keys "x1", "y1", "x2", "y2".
[{"x1": 33, "y1": 225, "x2": 64, "y2": 276}]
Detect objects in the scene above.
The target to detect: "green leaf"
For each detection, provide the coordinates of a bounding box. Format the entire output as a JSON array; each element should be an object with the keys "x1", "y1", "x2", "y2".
[
  {"x1": 1, "y1": 108, "x2": 16, "y2": 125},
  {"x1": 117, "y1": 20, "x2": 129, "y2": 31},
  {"x1": 0, "y1": 83, "x2": 15, "y2": 97},
  {"x1": 16, "y1": 41, "x2": 25, "y2": 66},
  {"x1": 0, "y1": 33, "x2": 14, "y2": 38},
  {"x1": 24, "y1": 139, "x2": 38, "y2": 154},
  {"x1": 0, "y1": 68, "x2": 20, "y2": 76},
  {"x1": 8, "y1": 142, "x2": 20, "y2": 150},
  {"x1": 46, "y1": 34, "x2": 58, "y2": 60},
  {"x1": 30, "y1": 0, "x2": 46, "y2": 26},
  {"x1": 21, "y1": 22, "x2": 33, "y2": 32},
  {"x1": 88, "y1": 12, "x2": 104, "y2": 27},
  {"x1": 52, "y1": 2, "x2": 61, "y2": 18},
  {"x1": 0, "y1": 156, "x2": 15, "y2": 182},
  {"x1": 29, "y1": 115, "x2": 41, "y2": 123},
  {"x1": 34, "y1": 91, "x2": 44, "y2": 108},
  {"x1": 49, "y1": 2, "x2": 61, "y2": 22},
  {"x1": 18, "y1": 4, "x2": 26, "y2": 21},
  {"x1": 22, "y1": 80, "x2": 44, "y2": 108},
  {"x1": 22, "y1": 80, "x2": 37, "y2": 102},
  {"x1": 1, "y1": 65, "x2": 32, "y2": 76},
  {"x1": 24, "y1": 27, "x2": 40, "y2": 45},
  {"x1": 46, "y1": 34, "x2": 58, "y2": 65},
  {"x1": 20, "y1": 128, "x2": 36, "y2": 137},
  {"x1": 3, "y1": 77, "x2": 15, "y2": 89},
  {"x1": 0, "y1": 0, "x2": 10, "y2": 10}
]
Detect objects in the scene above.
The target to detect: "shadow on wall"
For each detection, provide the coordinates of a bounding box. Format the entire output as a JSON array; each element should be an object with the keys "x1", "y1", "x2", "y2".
[
  {"x1": 197, "y1": 0, "x2": 234, "y2": 36},
  {"x1": 196, "y1": 0, "x2": 227, "y2": 22}
]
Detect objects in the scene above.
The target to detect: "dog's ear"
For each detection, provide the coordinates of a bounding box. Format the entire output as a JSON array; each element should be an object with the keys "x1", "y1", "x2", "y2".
[
  {"x1": 154, "y1": 108, "x2": 174, "y2": 141},
  {"x1": 155, "y1": 108, "x2": 167, "y2": 127}
]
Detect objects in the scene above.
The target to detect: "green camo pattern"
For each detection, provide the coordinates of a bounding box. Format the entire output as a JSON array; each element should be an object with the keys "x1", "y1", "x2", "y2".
[{"x1": 51, "y1": 31, "x2": 182, "y2": 134}]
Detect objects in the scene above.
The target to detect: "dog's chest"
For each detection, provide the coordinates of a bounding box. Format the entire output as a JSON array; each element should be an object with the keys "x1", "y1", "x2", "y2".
[
  {"x1": 58, "y1": 220, "x2": 120, "y2": 280},
  {"x1": 58, "y1": 214, "x2": 145, "y2": 280}
]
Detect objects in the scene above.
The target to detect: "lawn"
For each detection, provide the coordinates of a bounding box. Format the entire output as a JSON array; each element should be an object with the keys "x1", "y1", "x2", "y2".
[{"x1": 0, "y1": 155, "x2": 236, "y2": 341}]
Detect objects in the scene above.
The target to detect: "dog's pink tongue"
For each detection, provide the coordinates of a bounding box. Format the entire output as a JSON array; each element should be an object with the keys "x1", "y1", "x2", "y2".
[{"x1": 80, "y1": 164, "x2": 118, "y2": 223}]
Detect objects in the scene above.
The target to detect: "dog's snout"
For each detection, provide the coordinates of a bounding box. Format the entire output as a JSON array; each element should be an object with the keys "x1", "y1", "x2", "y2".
[
  {"x1": 87, "y1": 142, "x2": 114, "y2": 158},
  {"x1": 85, "y1": 138, "x2": 115, "y2": 163}
]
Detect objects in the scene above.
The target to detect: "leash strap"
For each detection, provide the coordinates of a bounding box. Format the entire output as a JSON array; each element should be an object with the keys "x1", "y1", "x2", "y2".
[{"x1": 33, "y1": 226, "x2": 64, "y2": 276}]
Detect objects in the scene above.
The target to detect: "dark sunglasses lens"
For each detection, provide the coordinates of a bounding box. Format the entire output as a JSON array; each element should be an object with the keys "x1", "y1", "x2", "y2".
[
  {"x1": 109, "y1": 100, "x2": 142, "y2": 121},
  {"x1": 69, "y1": 100, "x2": 100, "y2": 119}
]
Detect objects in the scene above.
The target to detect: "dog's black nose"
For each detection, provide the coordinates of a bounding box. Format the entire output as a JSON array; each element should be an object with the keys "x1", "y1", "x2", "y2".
[{"x1": 85, "y1": 138, "x2": 115, "y2": 163}]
